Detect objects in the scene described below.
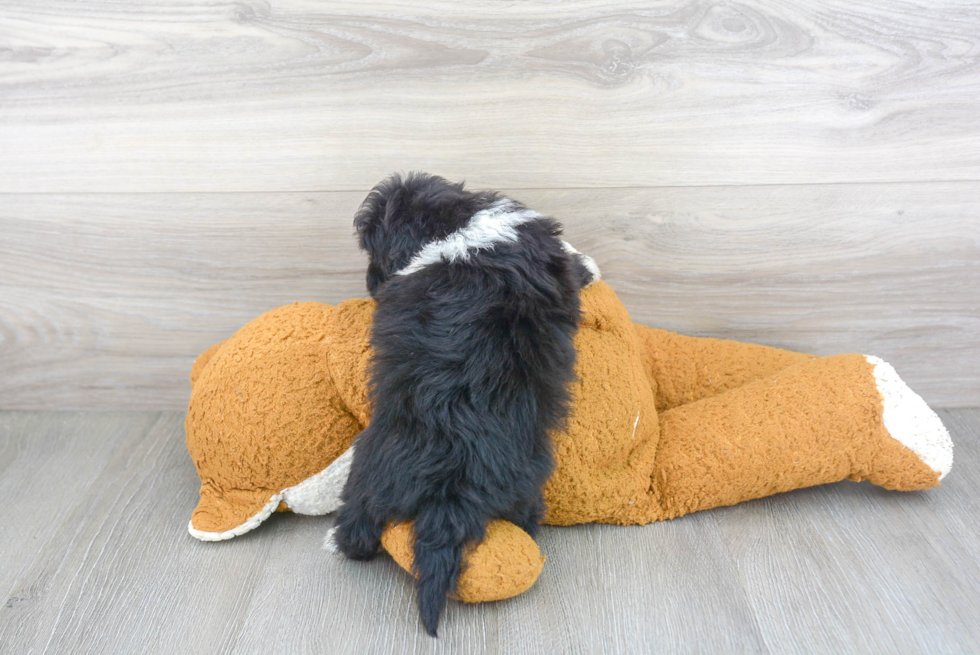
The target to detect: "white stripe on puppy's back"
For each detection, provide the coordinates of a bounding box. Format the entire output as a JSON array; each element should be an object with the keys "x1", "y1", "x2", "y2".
[{"x1": 395, "y1": 198, "x2": 543, "y2": 276}]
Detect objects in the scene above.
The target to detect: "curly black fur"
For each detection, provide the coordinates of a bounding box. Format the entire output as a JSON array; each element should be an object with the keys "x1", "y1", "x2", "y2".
[{"x1": 333, "y1": 172, "x2": 592, "y2": 636}]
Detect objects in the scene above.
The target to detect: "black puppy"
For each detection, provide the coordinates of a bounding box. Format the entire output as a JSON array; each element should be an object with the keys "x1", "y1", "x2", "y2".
[{"x1": 332, "y1": 172, "x2": 598, "y2": 636}]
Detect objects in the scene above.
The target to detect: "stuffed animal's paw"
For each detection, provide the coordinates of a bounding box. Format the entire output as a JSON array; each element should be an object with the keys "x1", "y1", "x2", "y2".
[{"x1": 381, "y1": 519, "x2": 545, "y2": 603}]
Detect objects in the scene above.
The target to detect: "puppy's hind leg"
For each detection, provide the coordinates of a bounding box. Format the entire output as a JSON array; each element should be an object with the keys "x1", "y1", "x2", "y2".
[{"x1": 332, "y1": 498, "x2": 385, "y2": 561}]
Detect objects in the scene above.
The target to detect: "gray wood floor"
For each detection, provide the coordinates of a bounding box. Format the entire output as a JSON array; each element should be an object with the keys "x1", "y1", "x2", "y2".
[{"x1": 1, "y1": 410, "x2": 978, "y2": 654}]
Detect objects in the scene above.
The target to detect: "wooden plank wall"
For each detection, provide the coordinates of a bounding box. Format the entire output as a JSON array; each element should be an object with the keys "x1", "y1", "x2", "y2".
[{"x1": 1, "y1": 1, "x2": 978, "y2": 409}]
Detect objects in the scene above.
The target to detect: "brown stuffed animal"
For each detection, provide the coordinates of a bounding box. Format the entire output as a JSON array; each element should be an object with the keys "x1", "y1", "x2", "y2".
[{"x1": 185, "y1": 281, "x2": 952, "y2": 602}]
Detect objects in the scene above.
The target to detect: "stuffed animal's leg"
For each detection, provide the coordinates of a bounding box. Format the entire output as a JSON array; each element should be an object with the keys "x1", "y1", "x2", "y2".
[
  {"x1": 650, "y1": 354, "x2": 953, "y2": 520},
  {"x1": 633, "y1": 324, "x2": 814, "y2": 412},
  {"x1": 381, "y1": 520, "x2": 545, "y2": 603}
]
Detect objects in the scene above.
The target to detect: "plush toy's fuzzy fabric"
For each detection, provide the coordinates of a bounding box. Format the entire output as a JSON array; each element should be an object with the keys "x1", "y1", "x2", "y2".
[
  {"x1": 186, "y1": 301, "x2": 369, "y2": 538},
  {"x1": 185, "y1": 281, "x2": 952, "y2": 599},
  {"x1": 380, "y1": 520, "x2": 546, "y2": 603}
]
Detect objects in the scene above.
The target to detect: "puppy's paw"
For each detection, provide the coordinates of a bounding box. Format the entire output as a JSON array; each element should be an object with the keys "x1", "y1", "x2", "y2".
[{"x1": 332, "y1": 518, "x2": 382, "y2": 561}]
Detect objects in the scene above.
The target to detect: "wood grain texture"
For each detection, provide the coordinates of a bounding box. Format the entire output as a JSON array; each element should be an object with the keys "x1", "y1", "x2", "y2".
[
  {"x1": 1, "y1": 1, "x2": 978, "y2": 191},
  {"x1": 0, "y1": 412, "x2": 159, "y2": 605},
  {"x1": 0, "y1": 413, "x2": 280, "y2": 654},
  {"x1": 2, "y1": 182, "x2": 977, "y2": 410},
  {"x1": 1, "y1": 410, "x2": 978, "y2": 653}
]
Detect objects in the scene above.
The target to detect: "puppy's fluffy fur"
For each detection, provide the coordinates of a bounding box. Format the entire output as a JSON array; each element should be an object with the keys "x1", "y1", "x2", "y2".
[{"x1": 333, "y1": 172, "x2": 596, "y2": 636}]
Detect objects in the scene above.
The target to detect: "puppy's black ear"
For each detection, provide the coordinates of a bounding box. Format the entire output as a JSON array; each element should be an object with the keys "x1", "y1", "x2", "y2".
[
  {"x1": 365, "y1": 261, "x2": 386, "y2": 297},
  {"x1": 354, "y1": 174, "x2": 402, "y2": 254},
  {"x1": 355, "y1": 173, "x2": 407, "y2": 297},
  {"x1": 354, "y1": 171, "x2": 471, "y2": 297}
]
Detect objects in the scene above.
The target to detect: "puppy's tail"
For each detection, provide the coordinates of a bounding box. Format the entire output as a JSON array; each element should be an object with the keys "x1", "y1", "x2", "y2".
[{"x1": 412, "y1": 502, "x2": 481, "y2": 637}]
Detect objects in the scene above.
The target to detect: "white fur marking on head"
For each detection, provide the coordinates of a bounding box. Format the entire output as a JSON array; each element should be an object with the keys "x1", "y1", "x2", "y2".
[
  {"x1": 866, "y1": 355, "x2": 953, "y2": 480},
  {"x1": 561, "y1": 240, "x2": 601, "y2": 286},
  {"x1": 395, "y1": 198, "x2": 543, "y2": 276}
]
